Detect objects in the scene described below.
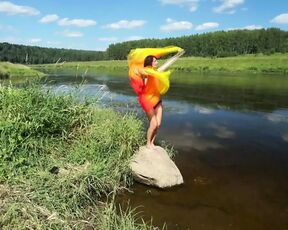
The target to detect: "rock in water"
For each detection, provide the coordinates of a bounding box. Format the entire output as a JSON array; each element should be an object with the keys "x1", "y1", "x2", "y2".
[{"x1": 130, "y1": 146, "x2": 184, "y2": 188}]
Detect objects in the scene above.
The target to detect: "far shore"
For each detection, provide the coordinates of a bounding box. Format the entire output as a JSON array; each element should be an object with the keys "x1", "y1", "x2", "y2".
[
  {"x1": 31, "y1": 53, "x2": 288, "y2": 75},
  {"x1": 1, "y1": 53, "x2": 288, "y2": 81}
]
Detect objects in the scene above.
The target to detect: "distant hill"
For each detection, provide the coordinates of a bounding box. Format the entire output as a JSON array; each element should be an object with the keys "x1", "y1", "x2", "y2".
[{"x1": 1, "y1": 28, "x2": 288, "y2": 64}]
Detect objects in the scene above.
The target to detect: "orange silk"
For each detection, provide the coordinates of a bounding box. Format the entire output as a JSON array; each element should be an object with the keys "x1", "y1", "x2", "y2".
[
  {"x1": 128, "y1": 46, "x2": 182, "y2": 112},
  {"x1": 128, "y1": 46, "x2": 182, "y2": 95}
]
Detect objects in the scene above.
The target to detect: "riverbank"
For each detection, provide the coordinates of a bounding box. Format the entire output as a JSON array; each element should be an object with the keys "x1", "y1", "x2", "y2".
[
  {"x1": 0, "y1": 84, "x2": 159, "y2": 229},
  {"x1": 0, "y1": 62, "x2": 44, "y2": 80},
  {"x1": 32, "y1": 53, "x2": 288, "y2": 75}
]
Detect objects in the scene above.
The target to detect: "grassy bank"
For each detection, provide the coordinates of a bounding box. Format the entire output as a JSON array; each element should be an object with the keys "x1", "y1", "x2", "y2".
[
  {"x1": 0, "y1": 62, "x2": 44, "y2": 80},
  {"x1": 32, "y1": 53, "x2": 288, "y2": 75},
  {"x1": 0, "y1": 84, "x2": 160, "y2": 229}
]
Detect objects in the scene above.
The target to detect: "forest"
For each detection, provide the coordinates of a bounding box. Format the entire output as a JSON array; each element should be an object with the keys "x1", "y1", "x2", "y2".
[{"x1": 1, "y1": 28, "x2": 287, "y2": 64}]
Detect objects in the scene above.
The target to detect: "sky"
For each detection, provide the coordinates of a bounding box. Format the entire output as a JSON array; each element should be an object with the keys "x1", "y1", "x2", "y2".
[{"x1": 0, "y1": 0, "x2": 288, "y2": 51}]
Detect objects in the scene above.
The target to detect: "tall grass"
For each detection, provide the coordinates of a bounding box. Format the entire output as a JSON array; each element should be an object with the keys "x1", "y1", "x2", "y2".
[
  {"x1": 0, "y1": 62, "x2": 44, "y2": 79},
  {"x1": 0, "y1": 84, "x2": 161, "y2": 229}
]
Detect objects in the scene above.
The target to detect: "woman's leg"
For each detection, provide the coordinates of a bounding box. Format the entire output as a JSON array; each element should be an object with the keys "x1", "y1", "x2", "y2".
[
  {"x1": 146, "y1": 110, "x2": 158, "y2": 149},
  {"x1": 151, "y1": 103, "x2": 163, "y2": 146}
]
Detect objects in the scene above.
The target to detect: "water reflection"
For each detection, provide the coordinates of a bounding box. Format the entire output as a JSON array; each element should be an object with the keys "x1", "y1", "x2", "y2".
[
  {"x1": 168, "y1": 130, "x2": 223, "y2": 151},
  {"x1": 208, "y1": 123, "x2": 236, "y2": 139},
  {"x1": 39, "y1": 69, "x2": 288, "y2": 112},
  {"x1": 282, "y1": 133, "x2": 288, "y2": 142},
  {"x1": 39, "y1": 70, "x2": 288, "y2": 230},
  {"x1": 265, "y1": 110, "x2": 288, "y2": 124},
  {"x1": 194, "y1": 105, "x2": 215, "y2": 115}
]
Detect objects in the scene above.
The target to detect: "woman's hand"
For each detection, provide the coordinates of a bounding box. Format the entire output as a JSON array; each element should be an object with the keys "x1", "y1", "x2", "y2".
[
  {"x1": 134, "y1": 68, "x2": 140, "y2": 75},
  {"x1": 135, "y1": 68, "x2": 147, "y2": 76}
]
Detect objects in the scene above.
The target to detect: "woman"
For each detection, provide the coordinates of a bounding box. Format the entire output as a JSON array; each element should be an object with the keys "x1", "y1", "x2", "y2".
[
  {"x1": 128, "y1": 46, "x2": 184, "y2": 149},
  {"x1": 138, "y1": 55, "x2": 162, "y2": 149}
]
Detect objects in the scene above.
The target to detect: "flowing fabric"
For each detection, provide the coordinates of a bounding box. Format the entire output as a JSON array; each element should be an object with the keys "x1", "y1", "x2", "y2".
[
  {"x1": 128, "y1": 46, "x2": 182, "y2": 112},
  {"x1": 128, "y1": 46, "x2": 182, "y2": 95}
]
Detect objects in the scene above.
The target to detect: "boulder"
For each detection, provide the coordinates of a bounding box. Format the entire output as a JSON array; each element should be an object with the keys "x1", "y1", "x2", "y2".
[{"x1": 130, "y1": 146, "x2": 184, "y2": 188}]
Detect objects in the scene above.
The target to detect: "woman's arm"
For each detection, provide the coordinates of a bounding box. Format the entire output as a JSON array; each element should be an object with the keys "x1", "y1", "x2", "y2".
[
  {"x1": 135, "y1": 68, "x2": 148, "y2": 85},
  {"x1": 157, "y1": 49, "x2": 185, "y2": 72},
  {"x1": 135, "y1": 68, "x2": 147, "y2": 76}
]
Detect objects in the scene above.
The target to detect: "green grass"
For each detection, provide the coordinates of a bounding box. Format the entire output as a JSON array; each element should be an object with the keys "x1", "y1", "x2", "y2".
[
  {"x1": 171, "y1": 53, "x2": 288, "y2": 74},
  {"x1": 32, "y1": 53, "x2": 288, "y2": 75},
  {"x1": 0, "y1": 62, "x2": 44, "y2": 80},
  {"x1": 0, "y1": 84, "x2": 163, "y2": 229}
]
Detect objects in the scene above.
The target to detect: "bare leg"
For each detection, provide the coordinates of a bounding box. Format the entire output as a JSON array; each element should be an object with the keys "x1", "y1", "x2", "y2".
[
  {"x1": 146, "y1": 110, "x2": 158, "y2": 149},
  {"x1": 151, "y1": 103, "x2": 163, "y2": 146}
]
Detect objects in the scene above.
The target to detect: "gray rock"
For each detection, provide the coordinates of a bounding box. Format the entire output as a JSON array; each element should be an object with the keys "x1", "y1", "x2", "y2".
[{"x1": 130, "y1": 146, "x2": 184, "y2": 188}]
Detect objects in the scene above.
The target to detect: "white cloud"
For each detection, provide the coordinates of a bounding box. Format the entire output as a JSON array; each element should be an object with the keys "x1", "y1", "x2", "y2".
[
  {"x1": 270, "y1": 13, "x2": 288, "y2": 24},
  {"x1": 196, "y1": 22, "x2": 219, "y2": 30},
  {"x1": 62, "y1": 30, "x2": 83, "y2": 37},
  {"x1": 103, "y1": 20, "x2": 146, "y2": 29},
  {"x1": 29, "y1": 38, "x2": 42, "y2": 44},
  {"x1": 98, "y1": 37, "x2": 118, "y2": 42},
  {"x1": 39, "y1": 14, "x2": 59, "y2": 24},
  {"x1": 0, "y1": 1, "x2": 39, "y2": 15},
  {"x1": 58, "y1": 18, "x2": 96, "y2": 27},
  {"x1": 160, "y1": 18, "x2": 193, "y2": 32},
  {"x1": 159, "y1": 0, "x2": 199, "y2": 12},
  {"x1": 243, "y1": 25, "x2": 263, "y2": 30},
  {"x1": 226, "y1": 25, "x2": 263, "y2": 31},
  {"x1": 93, "y1": 46, "x2": 107, "y2": 51},
  {"x1": 226, "y1": 27, "x2": 238, "y2": 30},
  {"x1": 213, "y1": 0, "x2": 244, "y2": 14}
]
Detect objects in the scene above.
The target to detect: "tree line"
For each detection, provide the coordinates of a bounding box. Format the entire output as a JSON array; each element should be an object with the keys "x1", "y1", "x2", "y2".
[
  {"x1": 107, "y1": 28, "x2": 288, "y2": 59},
  {"x1": 1, "y1": 28, "x2": 287, "y2": 64},
  {"x1": 0, "y1": 43, "x2": 106, "y2": 64}
]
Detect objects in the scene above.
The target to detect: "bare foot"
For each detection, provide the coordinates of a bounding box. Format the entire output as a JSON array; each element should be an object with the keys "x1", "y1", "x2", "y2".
[
  {"x1": 146, "y1": 144, "x2": 154, "y2": 149},
  {"x1": 146, "y1": 144, "x2": 158, "y2": 150}
]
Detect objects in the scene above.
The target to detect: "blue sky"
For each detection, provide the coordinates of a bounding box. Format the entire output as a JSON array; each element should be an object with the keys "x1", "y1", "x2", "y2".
[{"x1": 0, "y1": 0, "x2": 287, "y2": 51}]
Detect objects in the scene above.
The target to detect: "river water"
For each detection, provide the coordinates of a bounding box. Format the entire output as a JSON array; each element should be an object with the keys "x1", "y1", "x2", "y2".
[{"x1": 32, "y1": 70, "x2": 288, "y2": 229}]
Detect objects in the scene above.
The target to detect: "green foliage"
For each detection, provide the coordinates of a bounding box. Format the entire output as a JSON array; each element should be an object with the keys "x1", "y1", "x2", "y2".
[
  {"x1": 0, "y1": 71, "x2": 9, "y2": 79},
  {"x1": 0, "y1": 86, "x2": 91, "y2": 179},
  {"x1": 96, "y1": 201, "x2": 163, "y2": 230},
  {"x1": 0, "y1": 42, "x2": 107, "y2": 64},
  {"x1": 37, "y1": 53, "x2": 288, "y2": 75},
  {"x1": 0, "y1": 184, "x2": 160, "y2": 230},
  {"x1": 0, "y1": 62, "x2": 44, "y2": 79},
  {"x1": 0, "y1": 85, "x2": 155, "y2": 229},
  {"x1": 1, "y1": 28, "x2": 288, "y2": 64},
  {"x1": 106, "y1": 28, "x2": 288, "y2": 59}
]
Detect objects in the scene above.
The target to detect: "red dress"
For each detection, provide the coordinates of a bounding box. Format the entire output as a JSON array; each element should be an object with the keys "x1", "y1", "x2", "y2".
[{"x1": 138, "y1": 74, "x2": 161, "y2": 112}]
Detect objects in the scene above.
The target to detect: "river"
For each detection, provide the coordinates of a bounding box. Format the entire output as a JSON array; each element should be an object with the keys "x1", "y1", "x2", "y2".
[{"x1": 30, "y1": 69, "x2": 288, "y2": 229}]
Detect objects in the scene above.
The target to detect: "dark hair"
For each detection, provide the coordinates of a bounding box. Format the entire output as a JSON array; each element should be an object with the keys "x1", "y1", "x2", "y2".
[{"x1": 144, "y1": 55, "x2": 156, "y2": 67}]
